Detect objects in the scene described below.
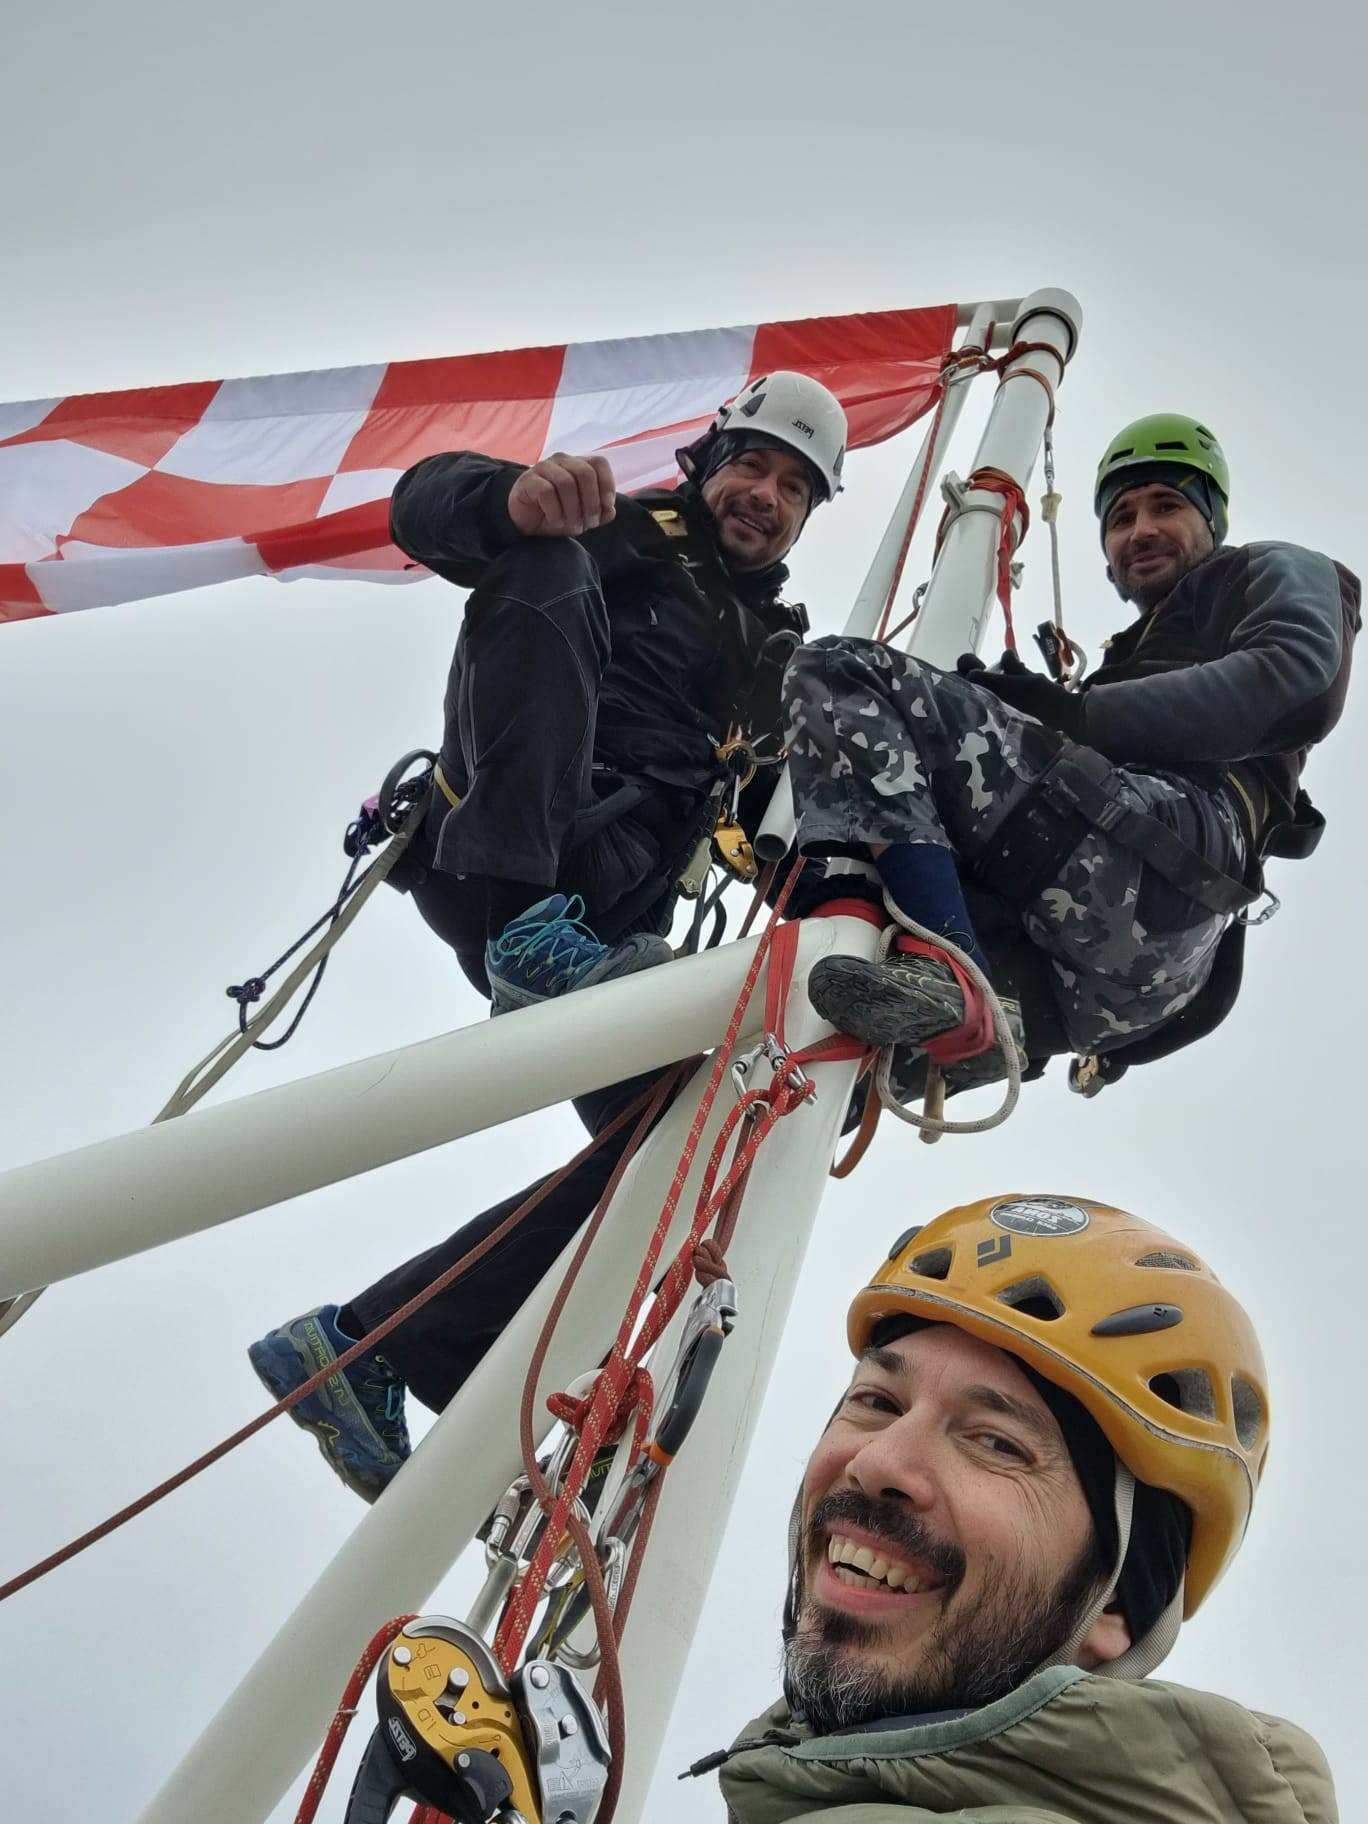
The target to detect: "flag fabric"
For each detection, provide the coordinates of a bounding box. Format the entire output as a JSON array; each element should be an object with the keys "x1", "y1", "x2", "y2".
[{"x1": 0, "y1": 304, "x2": 958, "y2": 623}]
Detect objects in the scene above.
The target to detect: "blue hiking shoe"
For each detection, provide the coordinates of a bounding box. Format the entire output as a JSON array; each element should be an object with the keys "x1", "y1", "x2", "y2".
[
  {"x1": 484, "y1": 893, "x2": 673, "y2": 1015},
  {"x1": 248, "y1": 1305, "x2": 411, "y2": 1503}
]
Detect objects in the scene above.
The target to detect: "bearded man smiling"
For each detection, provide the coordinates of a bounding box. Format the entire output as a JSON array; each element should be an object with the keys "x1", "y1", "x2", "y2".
[{"x1": 696, "y1": 1196, "x2": 1337, "y2": 1824}]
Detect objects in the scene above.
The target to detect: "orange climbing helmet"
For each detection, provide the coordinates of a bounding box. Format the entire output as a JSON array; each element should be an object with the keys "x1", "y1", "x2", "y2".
[{"x1": 847, "y1": 1195, "x2": 1269, "y2": 1615}]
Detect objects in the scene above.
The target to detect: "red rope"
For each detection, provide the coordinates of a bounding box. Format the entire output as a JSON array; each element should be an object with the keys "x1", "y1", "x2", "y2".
[
  {"x1": 292, "y1": 1613, "x2": 416, "y2": 1824},
  {"x1": 873, "y1": 335, "x2": 996, "y2": 643},
  {"x1": 0, "y1": 1080, "x2": 674, "y2": 1607},
  {"x1": 881, "y1": 334, "x2": 1062, "y2": 655},
  {"x1": 494, "y1": 864, "x2": 813, "y2": 1671}
]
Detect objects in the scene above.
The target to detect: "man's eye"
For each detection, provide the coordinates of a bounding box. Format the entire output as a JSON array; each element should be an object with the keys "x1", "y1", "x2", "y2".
[
  {"x1": 845, "y1": 1387, "x2": 899, "y2": 1415},
  {"x1": 975, "y1": 1431, "x2": 1029, "y2": 1462}
]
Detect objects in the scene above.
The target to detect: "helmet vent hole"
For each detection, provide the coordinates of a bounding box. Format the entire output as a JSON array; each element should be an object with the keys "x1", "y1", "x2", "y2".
[
  {"x1": 1154, "y1": 439, "x2": 1189, "y2": 452},
  {"x1": 887, "y1": 1224, "x2": 924, "y2": 1261},
  {"x1": 1136, "y1": 1251, "x2": 1197, "y2": 1271},
  {"x1": 994, "y1": 1276, "x2": 1064, "y2": 1321},
  {"x1": 908, "y1": 1247, "x2": 952, "y2": 1281},
  {"x1": 1231, "y1": 1376, "x2": 1265, "y2": 1450},
  {"x1": 1149, "y1": 1368, "x2": 1217, "y2": 1421}
]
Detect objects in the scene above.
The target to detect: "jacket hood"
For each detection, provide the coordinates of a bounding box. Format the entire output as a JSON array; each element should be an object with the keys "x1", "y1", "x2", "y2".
[{"x1": 718, "y1": 1671, "x2": 1335, "y2": 1824}]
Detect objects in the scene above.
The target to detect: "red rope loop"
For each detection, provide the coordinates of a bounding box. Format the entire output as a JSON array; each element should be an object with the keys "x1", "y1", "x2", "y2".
[
  {"x1": 691, "y1": 1236, "x2": 731, "y2": 1287},
  {"x1": 930, "y1": 464, "x2": 1029, "y2": 654}
]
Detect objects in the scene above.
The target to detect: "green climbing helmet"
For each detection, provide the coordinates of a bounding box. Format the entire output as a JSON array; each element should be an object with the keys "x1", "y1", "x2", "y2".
[{"x1": 1095, "y1": 414, "x2": 1230, "y2": 546}]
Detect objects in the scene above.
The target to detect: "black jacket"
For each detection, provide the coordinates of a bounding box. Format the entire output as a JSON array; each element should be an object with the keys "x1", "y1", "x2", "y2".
[
  {"x1": 389, "y1": 451, "x2": 808, "y2": 799},
  {"x1": 1079, "y1": 540, "x2": 1360, "y2": 832}
]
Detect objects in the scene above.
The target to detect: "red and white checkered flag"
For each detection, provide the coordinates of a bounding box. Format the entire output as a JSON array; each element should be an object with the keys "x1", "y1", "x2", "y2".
[{"x1": 0, "y1": 304, "x2": 956, "y2": 623}]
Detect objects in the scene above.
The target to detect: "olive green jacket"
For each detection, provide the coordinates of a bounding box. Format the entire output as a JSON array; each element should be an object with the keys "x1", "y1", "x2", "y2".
[{"x1": 716, "y1": 1667, "x2": 1334, "y2": 1823}]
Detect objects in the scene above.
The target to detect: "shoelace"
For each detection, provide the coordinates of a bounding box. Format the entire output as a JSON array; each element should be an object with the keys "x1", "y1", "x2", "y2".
[{"x1": 492, "y1": 895, "x2": 605, "y2": 987}]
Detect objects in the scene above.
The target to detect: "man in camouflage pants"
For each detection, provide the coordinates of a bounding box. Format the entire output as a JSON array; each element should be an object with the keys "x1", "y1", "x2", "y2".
[
  {"x1": 786, "y1": 412, "x2": 1357, "y2": 1083},
  {"x1": 785, "y1": 636, "x2": 1241, "y2": 1065}
]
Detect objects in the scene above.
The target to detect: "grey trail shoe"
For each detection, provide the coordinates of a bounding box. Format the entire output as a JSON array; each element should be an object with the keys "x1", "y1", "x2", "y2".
[
  {"x1": 809, "y1": 950, "x2": 1025, "y2": 1089},
  {"x1": 248, "y1": 1305, "x2": 411, "y2": 1503},
  {"x1": 485, "y1": 893, "x2": 673, "y2": 1015}
]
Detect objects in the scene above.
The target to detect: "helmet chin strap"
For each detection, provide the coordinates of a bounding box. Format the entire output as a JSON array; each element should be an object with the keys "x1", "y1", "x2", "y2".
[{"x1": 1042, "y1": 1461, "x2": 1186, "y2": 1683}]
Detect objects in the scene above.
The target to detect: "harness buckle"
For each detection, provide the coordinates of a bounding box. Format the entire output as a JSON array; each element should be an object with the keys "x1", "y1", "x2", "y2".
[{"x1": 1238, "y1": 885, "x2": 1281, "y2": 927}]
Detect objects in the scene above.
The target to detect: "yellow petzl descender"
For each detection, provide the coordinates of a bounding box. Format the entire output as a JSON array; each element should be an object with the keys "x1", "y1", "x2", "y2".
[{"x1": 344, "y1": 1617, "x2": 609, "y2": 1824}]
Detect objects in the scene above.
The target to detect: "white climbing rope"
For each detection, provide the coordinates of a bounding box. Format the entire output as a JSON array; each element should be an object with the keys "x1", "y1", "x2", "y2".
[{"x1": 871, "y1": 891, "x2": 1023, "y2": 1139}]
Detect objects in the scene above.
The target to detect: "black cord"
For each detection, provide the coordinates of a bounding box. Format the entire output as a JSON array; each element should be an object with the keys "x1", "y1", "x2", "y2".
[{"x1": 225, "y1": 848, "x2": 377, "y2": 1050}]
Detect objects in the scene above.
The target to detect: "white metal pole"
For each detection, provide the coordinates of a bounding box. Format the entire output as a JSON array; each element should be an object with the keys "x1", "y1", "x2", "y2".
[
  {"x1": 0, "y1": 929, "x2": 801, "y2": 1301},
  {"x1": 754, "y1": 301, "x2": 1004, "y2": 864},
  {"x1": 905, "y1": 288, "x2": 1081, "y2": 666},
  {"x1": 134, "y1": 911, "x2": 877, "y2": 1824}
]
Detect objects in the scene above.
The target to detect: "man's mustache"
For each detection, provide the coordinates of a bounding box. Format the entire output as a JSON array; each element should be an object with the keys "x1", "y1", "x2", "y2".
[{"x1": 804, "y1": 1488, "x2": 966, "y2": 1594}]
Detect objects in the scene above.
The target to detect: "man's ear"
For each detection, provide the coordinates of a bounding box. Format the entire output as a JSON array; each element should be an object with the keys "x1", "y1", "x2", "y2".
[{"x1": 1078, "y1": 1600, "x2": 1132, "y2": 1668}]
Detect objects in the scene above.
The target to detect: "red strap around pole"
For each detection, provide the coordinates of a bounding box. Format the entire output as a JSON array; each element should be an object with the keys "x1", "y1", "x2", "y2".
[{"x1": 891, "y1": 934, "x2": 996, "y2": 1065}]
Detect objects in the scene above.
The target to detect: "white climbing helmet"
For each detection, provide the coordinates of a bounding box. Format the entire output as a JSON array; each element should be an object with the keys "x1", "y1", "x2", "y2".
[{"x1": 709, "y1": 370, "x2": 847, "y2": 503}]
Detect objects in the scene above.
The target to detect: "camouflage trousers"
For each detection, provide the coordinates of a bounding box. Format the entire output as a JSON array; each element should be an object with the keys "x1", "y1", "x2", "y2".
[{"x1": 784, "y1": 636, "x2": 1247, "y2": 1056}]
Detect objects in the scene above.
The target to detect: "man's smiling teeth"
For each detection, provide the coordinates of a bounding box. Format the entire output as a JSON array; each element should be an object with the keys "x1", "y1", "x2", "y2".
[{"x1": 826, "y1": 1533, "x2": 924, "y2": 1592}]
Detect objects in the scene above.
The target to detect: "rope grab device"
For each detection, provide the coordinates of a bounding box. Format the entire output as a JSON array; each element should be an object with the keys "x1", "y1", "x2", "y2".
[{"x1": 320, "y1": 1279, "x2": 738, "y2": 1824}]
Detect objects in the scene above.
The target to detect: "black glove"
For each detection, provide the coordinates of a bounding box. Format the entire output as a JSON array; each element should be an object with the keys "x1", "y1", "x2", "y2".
[{"x1": 957, "y1": 650, "x2": 1085, "y2": 742}]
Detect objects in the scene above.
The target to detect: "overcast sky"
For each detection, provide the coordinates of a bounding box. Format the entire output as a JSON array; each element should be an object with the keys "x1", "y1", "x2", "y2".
[{"x1": 3, "y1": 2, "x2": 1366, "y2": 1820}]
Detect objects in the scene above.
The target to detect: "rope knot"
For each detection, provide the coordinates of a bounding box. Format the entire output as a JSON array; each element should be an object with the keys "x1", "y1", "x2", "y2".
[{"x1": 691, "y1": 1238, "x2": 732, "y2": 1288}]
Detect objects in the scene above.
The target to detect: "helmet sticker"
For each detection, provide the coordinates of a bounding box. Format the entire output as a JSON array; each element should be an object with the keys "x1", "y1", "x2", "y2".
[{"x1": 990, "y1": 1197, "x2": 1091, "y2": 1238}]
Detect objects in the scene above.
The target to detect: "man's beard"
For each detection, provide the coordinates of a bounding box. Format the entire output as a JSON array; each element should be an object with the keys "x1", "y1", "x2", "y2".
[
  {"x1": 781, "y1": 1489, "x2": 1107, "y2": 1733},
  {"x1": 1115, "y1": 541, "x2": 1210, "y2": 610}
]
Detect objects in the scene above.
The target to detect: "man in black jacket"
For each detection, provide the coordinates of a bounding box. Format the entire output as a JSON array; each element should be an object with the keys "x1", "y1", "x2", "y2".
[
  {"x1": 390, "y1": 369, "x2": 846, "y2": 1012},
  {"x1": 248, "y1": 372, "x2": 849, "y2": 1499},
  {"x1": 793, "y1": 414, "x2": 1358, "y2": 1087}
]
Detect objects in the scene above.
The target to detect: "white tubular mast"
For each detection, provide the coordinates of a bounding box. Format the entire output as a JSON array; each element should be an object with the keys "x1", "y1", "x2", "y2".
[
  {"x1": 135, "y1": 911, "x2": 878, "y2": 1824},
  {"x1": 910, "y1": 288, "x2": 1080, "y2": 665},
  {"x1": 755, "y1": 289, "x2": 1081, "y2": 861},
  {"x1": 1, "y1": 289, "x2": 1083, "y2": 1824}
]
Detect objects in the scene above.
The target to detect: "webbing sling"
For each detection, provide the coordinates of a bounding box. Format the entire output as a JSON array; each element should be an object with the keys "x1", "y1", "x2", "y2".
[{"x1": 975, "y1": 741, "x2": 1260, "y2": 918}]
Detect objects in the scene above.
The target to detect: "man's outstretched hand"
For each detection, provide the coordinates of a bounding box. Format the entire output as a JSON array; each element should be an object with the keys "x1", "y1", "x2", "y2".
[
  {"x1": 958, "y1": 650, "x2": 1086, "y2": 742},
  {"x1": 507, "y1": 453, "x2": 617, "y2": 538}
]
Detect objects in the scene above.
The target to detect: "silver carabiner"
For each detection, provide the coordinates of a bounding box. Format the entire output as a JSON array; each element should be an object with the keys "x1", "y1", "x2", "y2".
[
  {"x1": 731, "y1": 1032, "x2": 812, "y2": 1103},
  {"x1": 1239, "y1": 886, "x2": 1282, "y2": 927}
]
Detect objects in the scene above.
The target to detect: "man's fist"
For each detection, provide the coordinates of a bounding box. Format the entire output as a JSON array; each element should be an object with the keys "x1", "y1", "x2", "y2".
[{"x1": 506, "y1": 453, "x2": 617, "y2": 538}]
